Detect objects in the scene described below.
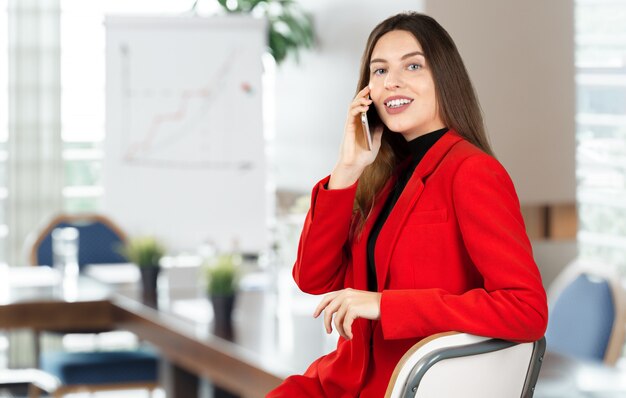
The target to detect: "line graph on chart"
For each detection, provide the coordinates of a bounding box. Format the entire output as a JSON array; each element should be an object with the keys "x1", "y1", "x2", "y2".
[{"x1": 118, "y1": 43, "x2": 258, "y2": 171}]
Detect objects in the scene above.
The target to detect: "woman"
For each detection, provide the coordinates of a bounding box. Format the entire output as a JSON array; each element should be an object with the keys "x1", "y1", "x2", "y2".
[{"x1": 268, "y1": 12, "x2": 548, "y2": 398}]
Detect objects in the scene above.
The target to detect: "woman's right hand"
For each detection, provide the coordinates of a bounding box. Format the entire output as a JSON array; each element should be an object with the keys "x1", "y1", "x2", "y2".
[{"x1": 328, "y1": 86, "x2": 384, "y2": 190}]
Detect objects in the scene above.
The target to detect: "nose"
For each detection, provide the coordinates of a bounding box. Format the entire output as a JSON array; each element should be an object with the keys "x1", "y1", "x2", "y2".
[{"x1": 384, "y1": 70, "x2": 403, "y2": 90}]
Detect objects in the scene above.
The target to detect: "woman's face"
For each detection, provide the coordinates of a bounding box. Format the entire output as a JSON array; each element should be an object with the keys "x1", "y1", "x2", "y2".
[{"x1": 368, "y1": 30, "x2": 444, "y2": 141}]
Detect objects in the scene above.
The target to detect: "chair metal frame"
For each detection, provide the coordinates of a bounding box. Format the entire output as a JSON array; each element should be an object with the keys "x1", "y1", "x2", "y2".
[{"x1": 385, "y1": 332, "x2": 546, "y2": 398}]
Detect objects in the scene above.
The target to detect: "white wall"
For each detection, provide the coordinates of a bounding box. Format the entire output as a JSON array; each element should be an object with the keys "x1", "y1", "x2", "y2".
[
  {"x1": 532, "y1": 239, "x2": 578, "y2": 289},
  {"x1": 274, "y1": 0, "x2": 576, "y2": 205}
]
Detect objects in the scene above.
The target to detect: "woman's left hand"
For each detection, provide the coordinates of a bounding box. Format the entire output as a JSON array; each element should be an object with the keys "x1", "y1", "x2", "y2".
[{"x1": 313, "y1": 288, "x2": 382, "y2": 340}]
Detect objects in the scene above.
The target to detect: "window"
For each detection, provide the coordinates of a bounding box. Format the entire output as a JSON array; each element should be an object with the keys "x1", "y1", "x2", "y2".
[
  {"x1": 576, "y1": 0, "x2": 626, "y2": 267},
  {"x1": 0, "y1": 1, "x2": 8, "y2": 262},
  {"x1": 60, "y1": 2, "x2": 106, "y2": 212}
]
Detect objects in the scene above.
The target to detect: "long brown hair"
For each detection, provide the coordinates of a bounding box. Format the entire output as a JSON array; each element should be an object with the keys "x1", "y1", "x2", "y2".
[{"x1": 353, "y1": 12, "x2": 493, "y2": 226}]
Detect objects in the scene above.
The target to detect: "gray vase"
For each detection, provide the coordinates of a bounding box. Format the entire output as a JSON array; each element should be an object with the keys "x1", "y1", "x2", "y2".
[
  {"x1": 140, "y1": 266, "x2": 161, "y2": 308},
  {"x1": 210, "y1": 294, "x2": 236, "y2": 341}
]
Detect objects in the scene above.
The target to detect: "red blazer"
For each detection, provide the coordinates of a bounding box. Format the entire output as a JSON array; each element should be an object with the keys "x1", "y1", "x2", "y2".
[{"x1": 268, "y1": 131, "x2": 548, "y2": 397}]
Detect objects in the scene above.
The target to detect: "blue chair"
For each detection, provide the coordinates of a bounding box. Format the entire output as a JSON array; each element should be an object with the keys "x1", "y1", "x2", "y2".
[
  {"x1": 34, "y1": 348, "x2": 159, "y2": 398},
  {"x1": 545, "y1": 263, "x2": 626, "y2": 365},
  {"x1": 29, "y1": 213, "x2": 128, "y2": 271},
  {"x1": 26, "y1": 213, "x2": 160, "y2": 398}
]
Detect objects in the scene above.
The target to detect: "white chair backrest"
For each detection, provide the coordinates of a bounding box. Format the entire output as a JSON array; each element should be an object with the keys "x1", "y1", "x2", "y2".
[{"x1": 386, "y1": 332, "x2": 544, "y2": 398}]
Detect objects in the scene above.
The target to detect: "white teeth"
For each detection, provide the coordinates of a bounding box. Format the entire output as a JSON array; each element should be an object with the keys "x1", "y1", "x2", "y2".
[{"x1": 386, "y1": 99, "x2": 412, "y2": 108}]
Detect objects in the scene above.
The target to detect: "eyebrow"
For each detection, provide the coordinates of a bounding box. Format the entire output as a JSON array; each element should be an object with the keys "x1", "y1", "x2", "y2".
[{"x1": 370, "y1": 51, "x2": 425, "y2": 65}]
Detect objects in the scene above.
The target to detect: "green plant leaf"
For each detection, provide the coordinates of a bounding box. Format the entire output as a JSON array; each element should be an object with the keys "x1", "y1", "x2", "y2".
[
  {"x1": 206, "y1": 254, "x2": 239, "y2": 296},
  {"x1": 248, "y1": 0, "x2": 264, "y2": 11},
  {"x1": 118, "y1": 236, "x2": 166, "y2": 268},
  {"x1": 269, "y1": 28, "x2": 288, "y2": 64},
  {"x1": 211, "y1": 0, "x2": 315, "y2": 65},
  {"x1": 243, "y1": 0, "x2": 269, "y2": 12},
  {"x1": 281, "y1": 11, "x2": 314, "y2": 47}
]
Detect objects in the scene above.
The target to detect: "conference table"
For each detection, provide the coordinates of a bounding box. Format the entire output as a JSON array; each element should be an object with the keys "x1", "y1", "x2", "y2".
[{"x1": 2, "y1": 264, "x2": 626, "y2": 398}]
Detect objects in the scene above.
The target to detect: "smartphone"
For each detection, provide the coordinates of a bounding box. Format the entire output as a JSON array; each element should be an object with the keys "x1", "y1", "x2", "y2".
[{"x1": 361, "y1": 111, "x2": 373, "y2": 151}]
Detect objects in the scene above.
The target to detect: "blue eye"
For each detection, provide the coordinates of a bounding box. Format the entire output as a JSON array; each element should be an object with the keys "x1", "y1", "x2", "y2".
[
  {"x1": 408, "y1": 63, "x2": 423, "y2": 71},
  {"x1": 372, "y1": 68, "x2": 386, "y2": 76}
]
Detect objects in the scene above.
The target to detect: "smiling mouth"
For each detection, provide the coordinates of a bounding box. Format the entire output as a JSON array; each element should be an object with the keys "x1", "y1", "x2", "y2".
[{"x1": 385, "y1": 98, "x2": 413, "y2": 108}]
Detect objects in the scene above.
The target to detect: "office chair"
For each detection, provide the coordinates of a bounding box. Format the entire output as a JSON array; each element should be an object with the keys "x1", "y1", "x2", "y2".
[
  {"x1": 23, "y1": 213, "x2": 160, "y2": 398},
  {"x1": 28, "y1": 213, "x2": 128, "y2": 271},
  {"x1": 545, "y1": 261, "x2": 626, "y2": 365},
  {"x1": 31, "y1": 347, "x2": 159, "y2": 398},
  {"x1": 385, "y1": 332, "x2": 546, "y2": 398}
]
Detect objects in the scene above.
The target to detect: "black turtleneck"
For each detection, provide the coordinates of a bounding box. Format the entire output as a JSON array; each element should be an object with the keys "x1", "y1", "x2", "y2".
[{"x1": 366, "y1": 127, "x2": 448, "y2": 292}]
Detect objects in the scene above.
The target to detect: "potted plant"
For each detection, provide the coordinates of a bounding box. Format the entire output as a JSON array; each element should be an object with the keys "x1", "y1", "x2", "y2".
[
  {"x1": 205, "y1": 253, "x2": 240, "y2": 339},
  {"x1": 192, "y1": 0, "x2": 315, "y2": 65},
  {"x1": 119, "y1": 236, "x2": 166, "y2": 308}
]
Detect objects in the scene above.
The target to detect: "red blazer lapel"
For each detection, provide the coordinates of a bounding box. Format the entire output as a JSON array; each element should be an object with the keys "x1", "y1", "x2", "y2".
[{"x1": 375, "y1": 131, "x2": 464, "y2": 290}]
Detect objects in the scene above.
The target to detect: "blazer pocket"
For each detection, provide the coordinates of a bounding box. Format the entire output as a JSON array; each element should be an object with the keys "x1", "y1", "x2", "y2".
[{"x1": 404, "y1": 208, "x2": 448, "y2": 226}]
